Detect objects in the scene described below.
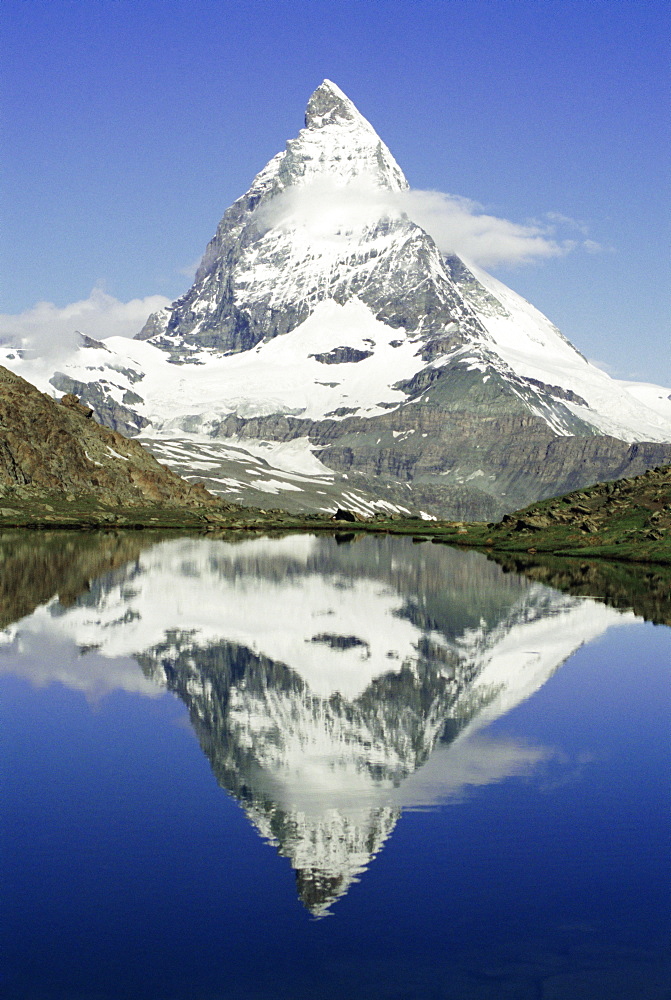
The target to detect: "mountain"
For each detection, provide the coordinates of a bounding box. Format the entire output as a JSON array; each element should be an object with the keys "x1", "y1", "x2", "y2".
[
  {"x1": 6, "y1": 81, "x2": 671, "y2": 518},
  {"x1": 2, "y1": 532, "x2": 635, "y2": 915}
]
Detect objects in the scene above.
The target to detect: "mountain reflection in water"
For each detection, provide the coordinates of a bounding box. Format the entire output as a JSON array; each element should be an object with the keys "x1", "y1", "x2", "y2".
[{"x1": 0, "y1": 532, "x2": 637, "y2": 917}]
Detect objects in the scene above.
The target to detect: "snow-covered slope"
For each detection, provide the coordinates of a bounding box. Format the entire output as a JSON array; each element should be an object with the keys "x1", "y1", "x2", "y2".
[
  {"x1": 2, "y1": 534, "x2": 635, "y2": 915},
  {"x1": 449, "y1": 256, "x2": 671, "y2": 442},
  {"x1": 4, "y1": 79, "x2": 670, "y2": 517}
]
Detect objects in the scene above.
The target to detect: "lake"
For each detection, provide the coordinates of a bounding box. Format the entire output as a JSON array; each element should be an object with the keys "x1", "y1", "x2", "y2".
[{"x1": 1, "y1": 531, "x2": 669, "y2": 999}]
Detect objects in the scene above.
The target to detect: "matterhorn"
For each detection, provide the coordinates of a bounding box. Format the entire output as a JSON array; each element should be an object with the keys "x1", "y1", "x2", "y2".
[{"x1": 24, "y1": 81, "x2": 671, "y2": 517}]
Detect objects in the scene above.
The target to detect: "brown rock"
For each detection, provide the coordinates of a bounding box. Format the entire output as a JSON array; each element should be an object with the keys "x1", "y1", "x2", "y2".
[
  {"x1": 60, "y1": 393, "x2": 93, "y2": 418},
  {"x1": 0, "y1": 366, "x2": 242, "y2": 513}
]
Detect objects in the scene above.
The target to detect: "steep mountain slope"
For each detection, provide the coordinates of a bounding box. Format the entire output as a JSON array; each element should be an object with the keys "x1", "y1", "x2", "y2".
[{"x1": 7, "y1": 80, "x2": 671, "y2": 518}]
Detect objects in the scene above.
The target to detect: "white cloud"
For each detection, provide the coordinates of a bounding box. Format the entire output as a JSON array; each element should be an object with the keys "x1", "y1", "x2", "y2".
[
  {"x1": 254, "y1": 179, "x2": 581, "y2": 268},
  {"x1": 392, "y1": 733, "x2": 554, "y2": 808},
  {"x1": 0, "y1": 627, "x2": 165, "y2": 702},
  {"x1": 583, "y1": 238, "x2": 609, "y2": 254},
  {"x1": 0, "y1": 187, "x2": 608, "y2": 372},
  {"x1": 544, "y1": 210, "x2": 589, "y2": 235},
  {"x1": 0, "y1": 288, "x2": 171, "y2": 361},
  {"x1": 403, "y1": 190, "x2": 570, "y2": 267}
]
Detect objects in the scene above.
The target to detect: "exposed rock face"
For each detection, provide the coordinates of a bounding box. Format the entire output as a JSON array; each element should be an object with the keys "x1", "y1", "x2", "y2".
[
  {"x1": 502, "y1": 462, "x2": 671, "y2": 543},
  {"x1": 134, "y1": 81, "x2": 413, "y2": 358},
  {"x1": 50, "y1": 372, "x2": 150, "y2": 436},
  {"x1": 433, "y1": 461, "x2": 671, "y2": 568},
  {"x1": 8, "y1": 80, "x2": 670, "y2": 519},
  {"x1": 0, "y1": 366, "x2": 220, "y2": 508},
  {"x1": 209, "y1": 406, "x2": 671, "y2": 517}
]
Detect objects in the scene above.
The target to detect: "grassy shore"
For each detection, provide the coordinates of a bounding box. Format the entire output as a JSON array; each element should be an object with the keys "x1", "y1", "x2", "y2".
[{"x1": 0, "y1": 463, "x2": 669, "y2": 566}]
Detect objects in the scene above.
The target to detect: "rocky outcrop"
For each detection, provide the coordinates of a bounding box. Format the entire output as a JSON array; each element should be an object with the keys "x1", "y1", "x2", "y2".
[
  {"x1": 494, "y1": 463, "x2": 671, "y2": 541},
  {"x1": 432, "y1": 462, "x2": 671, "y2": 566},
  {"x1": 50, "y1": 372, "x2": 150, "y2": 436},
  {"x1": 310, "y1": 346, "x2": 374, "y2": 364},
  {"x1": 0, "y1": 366, "x2": 225, "y2": 508}
]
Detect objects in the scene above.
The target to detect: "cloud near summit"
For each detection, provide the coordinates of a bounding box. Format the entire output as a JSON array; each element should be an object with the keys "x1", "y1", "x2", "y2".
[
  {"x1": 1, "y1": 187, "x2": 598, "y2": 362},
  {"x1": 255, "y1": 179, "x2": 584, "y2": 268}
]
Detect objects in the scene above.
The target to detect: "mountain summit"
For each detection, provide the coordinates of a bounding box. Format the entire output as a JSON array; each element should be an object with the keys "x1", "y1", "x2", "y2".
[
  {"x1": 13, "y1": 81, "x2": 671, "y2": 517},
  {"x1": 305, "y1": 79, "x2": 370, "y2": 128},
  {"x1": 135, "y1": 79, "x2": 414, "y2": 357}
]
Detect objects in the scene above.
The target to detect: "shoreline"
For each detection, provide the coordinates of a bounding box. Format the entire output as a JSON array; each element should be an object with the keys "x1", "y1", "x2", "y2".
[
  {"x1": 0, "y1": 508, "x2": 668, "y2": 567},
  {"x1": 1, "y1": 459, "x2": 669, "y2": 566}
]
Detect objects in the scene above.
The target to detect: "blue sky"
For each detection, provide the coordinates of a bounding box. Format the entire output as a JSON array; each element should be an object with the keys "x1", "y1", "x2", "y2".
[{"x1": 2, "y1": 0, "x2": 669, "y2": 383}]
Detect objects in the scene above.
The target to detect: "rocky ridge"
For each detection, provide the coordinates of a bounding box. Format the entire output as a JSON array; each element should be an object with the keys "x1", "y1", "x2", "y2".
[{"x1": 0, "y1": 366, "x2": 219, "y2": 506}]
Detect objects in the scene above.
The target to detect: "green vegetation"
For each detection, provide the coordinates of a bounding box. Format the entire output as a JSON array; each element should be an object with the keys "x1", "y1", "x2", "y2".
[
  {"x1": 0, "y1": 464, "x2": 669, "y2": 570},
  {"x1": 0, "y1": 487, "x2": 321, "y2": 530},
  {"x1": 426, "y1": 463, "x2": 671, "y2": 565}
]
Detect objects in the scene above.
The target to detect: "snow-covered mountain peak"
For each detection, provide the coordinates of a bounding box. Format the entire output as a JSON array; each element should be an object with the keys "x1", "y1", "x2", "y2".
[
  {"x1": 305, "y1": 79, "x2": 366, "y2": 129},
  {"x1": 7, "y1": 80, "x2": 669, "y2": 519},
  {"x1": 280, "y1": 80, "x2": 408, "y2": 193},
  {"x1": 129, "y1": 80, "x2": 418, "y2": 359}
]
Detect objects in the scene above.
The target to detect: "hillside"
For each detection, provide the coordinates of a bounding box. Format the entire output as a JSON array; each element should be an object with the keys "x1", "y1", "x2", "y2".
[
  {"x1": 0, "y1": 365, "x2": 249, "y2": 526},
  {"x1": 0, "y1": 357, "x2": 668, "y2": 573},
  {"x1": 430, "y1": 463, "x2": 671, "y2": 563}
]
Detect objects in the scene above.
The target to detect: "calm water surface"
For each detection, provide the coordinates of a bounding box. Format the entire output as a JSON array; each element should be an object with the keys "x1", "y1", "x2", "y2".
[{"x1": 1, "y1": 532, "x2": 669, "y2": 999}]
